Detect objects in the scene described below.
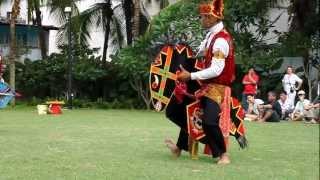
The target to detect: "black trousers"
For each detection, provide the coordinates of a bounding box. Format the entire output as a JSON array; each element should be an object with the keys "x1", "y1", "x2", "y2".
[
  {"x1": 166, "y1": 96, "x2": 190, "y2": 151},
  {"x1": 166, "y1": 96, "x2": 226, "y2": 158},
  {"x1": 201, "y1": 97, "x2": 226, "y2": 158}
]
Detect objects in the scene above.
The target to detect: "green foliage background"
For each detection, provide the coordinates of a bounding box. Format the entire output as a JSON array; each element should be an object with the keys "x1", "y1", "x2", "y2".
[
  {"x1": 114, "y1": 0, "x2": 286, "y2": 105},
  {"x1": 5, "y1": 0, "x2": 318, "y2": 108}
]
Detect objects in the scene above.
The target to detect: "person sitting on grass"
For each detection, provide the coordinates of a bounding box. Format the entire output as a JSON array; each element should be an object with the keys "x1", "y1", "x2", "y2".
[
  {"x1": 303, "y1": 101, "x2": 319, "y2": 124},
  {"x1": 257, "y1": 91, "x2": 282, "y2": 122},
  {"x1": 290, "y1": 90, "x2": 311, "y2": 121},
  {"x1": 241, "y1": 68, "x2": 260, "y2": 111},
  {"x1": 278, "y1": 91, "x2": 294, "y2": 120},
  {"x1": 244, "y1": 94, "x2": 264, "y2": 121}
]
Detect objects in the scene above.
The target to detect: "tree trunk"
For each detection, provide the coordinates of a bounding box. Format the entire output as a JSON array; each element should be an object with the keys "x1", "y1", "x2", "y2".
[
  {"x1": 160, "y1": 0, "x2": 169, "y2": 9},
  {"x1": 123, "y1": 0, "x2": 133, "y2": 45},
  {"x1": 304, "y1": 53, "x2": 313, "y2": 100},
  {"x1": 9, "y1": 0, "x2": 21, "y2": 106},
  {"x1": 132, "y1": 0, "x2": 140, "y2": 39},
  {"x1": 102, "y1": 1, "x2": 112, "y2": 63},
  {"x1": 129, "y1": 78, "x2": 151, "y2": 109},
  {"x1": 102, "y1": 18, "x2": 111, "y2": 63},
  {"x1": 34, "y1": 3, "x2": 47, "y2": 59}
]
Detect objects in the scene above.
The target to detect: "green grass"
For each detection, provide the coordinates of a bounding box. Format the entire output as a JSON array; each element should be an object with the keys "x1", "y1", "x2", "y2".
[{"x1": 0, "y1": 108, "x2": 319, "y2": 180}]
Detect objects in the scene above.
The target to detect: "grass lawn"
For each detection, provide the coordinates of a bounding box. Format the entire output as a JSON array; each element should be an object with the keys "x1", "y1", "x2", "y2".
[{"x1": 0, "y1": 107, "x2": 319, "y2": 180}]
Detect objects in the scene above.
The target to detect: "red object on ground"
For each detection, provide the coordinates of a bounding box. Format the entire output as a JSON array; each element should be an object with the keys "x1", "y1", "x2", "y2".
[
  {"x1": 49, "y1": 104, "x2": 62, "y2": 114},
  {"x1": 47, "y1": 101, "x2": 64, "y2": 115}
]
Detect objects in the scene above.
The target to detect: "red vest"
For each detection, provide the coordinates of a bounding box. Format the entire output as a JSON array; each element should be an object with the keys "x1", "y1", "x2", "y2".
[{"x1": 202, "y1": 29, "x2": 235, "y2": 86}]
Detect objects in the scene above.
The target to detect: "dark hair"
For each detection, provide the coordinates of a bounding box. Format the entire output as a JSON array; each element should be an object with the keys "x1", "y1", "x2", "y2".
[
  {"x1": 279, "y1": 91, "x2": 287, "y2": 95},
  {"x1": 286, "y1": 66, "x2": 295, "y2": 73},
  {"x1": 246, "y1": 94, "x2": 255, "y2": 98},
  {"x1": 268, "y1": 91, "x2": 277, "y2": 97}
]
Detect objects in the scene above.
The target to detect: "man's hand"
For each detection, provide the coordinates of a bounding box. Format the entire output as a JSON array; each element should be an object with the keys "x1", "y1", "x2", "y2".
[
  {"x1": 177, "y1": 65, "x2": 191, "y2": 82},
  {"x1": 248, "y1": 73, "x2": 257, "y2": 84}
]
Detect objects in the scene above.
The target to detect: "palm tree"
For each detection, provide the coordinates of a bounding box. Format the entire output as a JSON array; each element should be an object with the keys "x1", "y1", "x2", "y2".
[
  {"x1": 9, "y1": 0, "x2": 21, "y2": 106},
  {"x1": 122, "y1": 0, "x2": 133, "y2": 45},
  {"x1": 123, "y1": 0, "x2": 151, "y2": 43},
  {"x1": 27, "y1": 0, "x2": 47, "y2": 59},
  {"x1": 75, "y1": 0, "x2": 114, "y2": 63},
  {"x1": 159, "y1": 0, "x2": 169, "y2": 9},
  {"x1": 132, "y1": 0, "x2": 140, "y2": 39},
  {"x1": 287, "y1": 0, "x2": 319, "y2": 99},
  {"x1": 70, "y1": 0, "x2": 141, "y2": 63}
]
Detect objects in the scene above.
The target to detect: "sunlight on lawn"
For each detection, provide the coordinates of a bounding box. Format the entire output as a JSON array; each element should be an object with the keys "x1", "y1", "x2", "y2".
[{"x1": 0, "y1": 108, "x2": 319, "y2": 180}]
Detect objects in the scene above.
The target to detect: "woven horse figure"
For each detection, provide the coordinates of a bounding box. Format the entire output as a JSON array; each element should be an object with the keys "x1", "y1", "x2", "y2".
[
  {"x1": 150, "y1": 43, "x2": 247, "y2": 157},
  {"x1": 0, "y1": 82, "x2": 14, "y2": 108}
]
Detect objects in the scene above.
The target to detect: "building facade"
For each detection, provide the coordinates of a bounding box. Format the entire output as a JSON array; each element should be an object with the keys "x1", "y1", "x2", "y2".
[{"x1": 0, "y1": 22, "x2": 58, "y2": 62}]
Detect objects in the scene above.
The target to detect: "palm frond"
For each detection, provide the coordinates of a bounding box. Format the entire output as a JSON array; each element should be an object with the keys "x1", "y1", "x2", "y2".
[
  {"x1": 112, "y1": 2, "x2": 127, "y2": 47},
  {"x1": 46, "y1": 0, "x2": 79, "y2": 25}
]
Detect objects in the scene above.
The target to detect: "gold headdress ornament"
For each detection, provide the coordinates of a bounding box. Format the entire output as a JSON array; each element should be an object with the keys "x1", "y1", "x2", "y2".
[{"x1": 199, "y1": 0, "x2": 224, "y2": 19}]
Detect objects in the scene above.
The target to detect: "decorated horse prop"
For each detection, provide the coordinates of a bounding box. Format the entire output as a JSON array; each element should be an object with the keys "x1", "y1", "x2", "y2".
[
  {"x1": 0, "y1": 82, "x2": 15, "y2": 108},
  {"x1": 150, "y1": 44, "x2": 247, "y2": 157}
]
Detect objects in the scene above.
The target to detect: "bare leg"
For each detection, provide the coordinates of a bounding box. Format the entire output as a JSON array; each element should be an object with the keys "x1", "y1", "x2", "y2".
[
  {"x1": 164, "y1": 138, "x2": 181, "y2": 158},
  {"x1": 217, "y1": 153, "x2": 230, "y2": 165},
  {"x1": 257, "y1": 108, "x2": 265, "y2": 120},
  {"x1": 258, "y1": 110, "x2": 273, "y2": 122},
  {"x1": 292, "y1": 114, "x2": 303, "y2": 121},
  {"x1": 245, "y1": 114, "x2": 259, "y2": 121}
]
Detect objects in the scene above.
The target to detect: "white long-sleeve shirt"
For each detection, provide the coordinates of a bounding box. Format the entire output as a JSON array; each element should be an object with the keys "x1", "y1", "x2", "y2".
[{"x1": 191, "y1": 22, "x2": 229, "y2": 80}]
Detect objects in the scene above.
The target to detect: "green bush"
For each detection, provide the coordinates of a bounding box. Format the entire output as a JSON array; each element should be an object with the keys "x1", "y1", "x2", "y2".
[{"x1": 6, "y1": 44, "x2": 143, "y2": 109}]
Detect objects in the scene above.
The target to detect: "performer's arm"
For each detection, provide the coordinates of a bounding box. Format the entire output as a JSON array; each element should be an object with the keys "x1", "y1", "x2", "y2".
[
  {"x1": 190, "y1": 56, "x2": 225, "y2": 80},
  {"x1": 190, "y1": 38, "x2": 229, "y2": 80}
]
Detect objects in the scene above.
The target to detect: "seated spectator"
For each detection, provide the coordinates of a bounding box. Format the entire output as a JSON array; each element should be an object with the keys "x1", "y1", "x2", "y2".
[
  {"x1": 304, "y1": 101, "x2": 319, "y2": 124},
  {"x1": 242, "y1": 68, "x2": 260, "y2": 111},
  {"x1": 278, "y1": 91, "x2": 294, "y2": 120},
  {"x1": 257, "y1": 91, "x2": 282, "y2": 122},
  {"x1": 290, "y1": 90, "x2": 311, "y2": 121},
  {"x1": 244, "y1": 94, "x2": 264, "y2": 121}
]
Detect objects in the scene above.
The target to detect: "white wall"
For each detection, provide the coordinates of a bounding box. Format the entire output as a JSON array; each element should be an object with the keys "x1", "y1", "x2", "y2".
[{"x1": 263, "y1": 3, "x2": 290, "y2": 44}]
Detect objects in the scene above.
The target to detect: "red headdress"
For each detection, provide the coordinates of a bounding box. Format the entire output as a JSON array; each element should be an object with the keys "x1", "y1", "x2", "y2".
[{"x1": 199, "y1": 0, "x2": 224, "y2": 19}]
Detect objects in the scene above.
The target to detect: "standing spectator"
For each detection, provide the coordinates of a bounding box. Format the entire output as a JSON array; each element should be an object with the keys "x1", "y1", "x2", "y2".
[
  {"x1": 244, "y1": 94, "x2": 264, "y2": 121},
  {"x1": 278, "y1": 91, "x2": 294, "y2": 120},
  {"x1": 282, "y1": 66, "x2": 303, "y2": 106},
  {"x1": 291, "y1": 90, "x2": 311, "y2": 121},
  {"x1": 257, "y1": 91, "x2": 282, "y2": 122},
  {"x1": 242, "y1": 68, "x2": 260, "y2": 111}
]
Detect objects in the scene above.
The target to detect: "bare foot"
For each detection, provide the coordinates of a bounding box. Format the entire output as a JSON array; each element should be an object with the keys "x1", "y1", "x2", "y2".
[
  {"x1": 217, "y1": 153, "x2": 230, "y2": 165},
  {"x1": 164, "y1": 138, "x2": 181, "y2": 158}
]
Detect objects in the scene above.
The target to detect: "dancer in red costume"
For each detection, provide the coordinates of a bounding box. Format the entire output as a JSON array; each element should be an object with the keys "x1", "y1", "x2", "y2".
[{"x1": 166, "y1": 0, "x2": 235, "y2": 165}]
